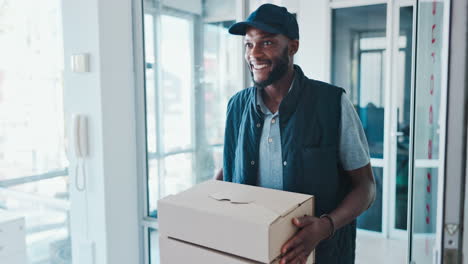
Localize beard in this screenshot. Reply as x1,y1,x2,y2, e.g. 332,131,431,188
250,47,290,89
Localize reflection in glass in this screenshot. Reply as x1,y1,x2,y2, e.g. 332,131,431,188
332,5,387,159
358,35,386,159
160,153,193,197
203,21,238,146
0,0,71,263
143,0,242,218
144,14,157,154
357,167,383,232
410,1,445,262
360,51,384,107
149,228,160,264
145,12,195,217
394,6,414,231
332,4,387,232
411,168,438,262
147,159,159,217
160,15,193,152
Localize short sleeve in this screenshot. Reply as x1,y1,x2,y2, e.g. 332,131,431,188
339,94,371,171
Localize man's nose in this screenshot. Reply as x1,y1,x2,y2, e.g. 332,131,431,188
248,45,263,59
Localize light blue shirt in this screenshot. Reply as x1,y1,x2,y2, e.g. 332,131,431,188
256,82,370,190
256,88,284,190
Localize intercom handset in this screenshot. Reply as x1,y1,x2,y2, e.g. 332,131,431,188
71,114,95,262
72,114,89,192
73,115,89,158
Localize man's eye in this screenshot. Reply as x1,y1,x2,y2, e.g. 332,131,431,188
245,43,253,48
263,41,272,46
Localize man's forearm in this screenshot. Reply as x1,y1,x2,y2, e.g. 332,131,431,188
279,164,375,262
329,182,375,230
328,163,376,230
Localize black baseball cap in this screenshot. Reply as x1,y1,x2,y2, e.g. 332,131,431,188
228,4,299,40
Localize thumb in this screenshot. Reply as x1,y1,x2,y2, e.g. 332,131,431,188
292,215,316,228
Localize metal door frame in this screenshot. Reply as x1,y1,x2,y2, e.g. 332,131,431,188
331,0,417,241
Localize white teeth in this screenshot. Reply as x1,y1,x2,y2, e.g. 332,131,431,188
252,64,269,70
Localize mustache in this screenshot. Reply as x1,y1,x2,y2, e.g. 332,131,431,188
248,60,272,70
250,46,290,89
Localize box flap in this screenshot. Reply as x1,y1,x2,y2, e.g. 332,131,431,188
158,180,314,263
254,191,311,219
163,181,312,224
209,190,309,222
209,191,255,204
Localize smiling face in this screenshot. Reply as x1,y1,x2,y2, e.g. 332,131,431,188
244,27,298,88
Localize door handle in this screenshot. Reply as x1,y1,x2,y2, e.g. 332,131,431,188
391,131,404,137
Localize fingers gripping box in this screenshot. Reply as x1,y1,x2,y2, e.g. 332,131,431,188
158,180,315,263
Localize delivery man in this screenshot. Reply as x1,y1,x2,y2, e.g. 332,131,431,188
215,3,376,264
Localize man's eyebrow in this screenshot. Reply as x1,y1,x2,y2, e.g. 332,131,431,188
244,34,277,42
260,33,277,38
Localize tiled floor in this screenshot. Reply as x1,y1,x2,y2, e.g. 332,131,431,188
356,232,407,263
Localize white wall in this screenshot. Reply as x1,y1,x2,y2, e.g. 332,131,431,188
61,0,140,263
249,0,299,13
296,0,331,82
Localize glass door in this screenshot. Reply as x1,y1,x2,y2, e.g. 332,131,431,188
145,10,196,218
409,0,447,263
332,4,387,235
0,0,71,263
389,1,416,238
331,1,449,262
141,1,244,263
331,2,418,262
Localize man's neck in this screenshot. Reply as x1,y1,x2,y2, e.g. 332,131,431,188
261,67,295,112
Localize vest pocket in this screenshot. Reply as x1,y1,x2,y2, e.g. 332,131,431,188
301,146,339,214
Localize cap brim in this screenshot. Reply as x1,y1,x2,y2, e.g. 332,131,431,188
228,21,282,36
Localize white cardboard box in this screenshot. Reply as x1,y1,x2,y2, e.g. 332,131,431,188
158,180,315,263
160,235,262,264
159,235,314,264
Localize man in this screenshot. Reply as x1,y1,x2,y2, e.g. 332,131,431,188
215,4,376,264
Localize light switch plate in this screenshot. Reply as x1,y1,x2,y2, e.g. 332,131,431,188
71,54,90,73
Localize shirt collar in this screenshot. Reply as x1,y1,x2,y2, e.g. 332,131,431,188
256,75,296,115
252,65,306,123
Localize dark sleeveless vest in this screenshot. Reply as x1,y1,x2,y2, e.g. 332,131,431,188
223,65,356,264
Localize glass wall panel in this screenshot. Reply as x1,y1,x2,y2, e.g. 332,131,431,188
332,5,387,159
0,0,70,263
142,0,241,219
142,1,243,261
332,4,387,232
357,167,383,232
394,6,414,232
410,1,446,262
160,14,194,152
149,228,160,264
203,21,238,146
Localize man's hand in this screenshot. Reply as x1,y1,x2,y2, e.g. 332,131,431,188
280,216,332,264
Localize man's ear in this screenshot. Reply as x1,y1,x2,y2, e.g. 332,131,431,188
288,39,299,56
